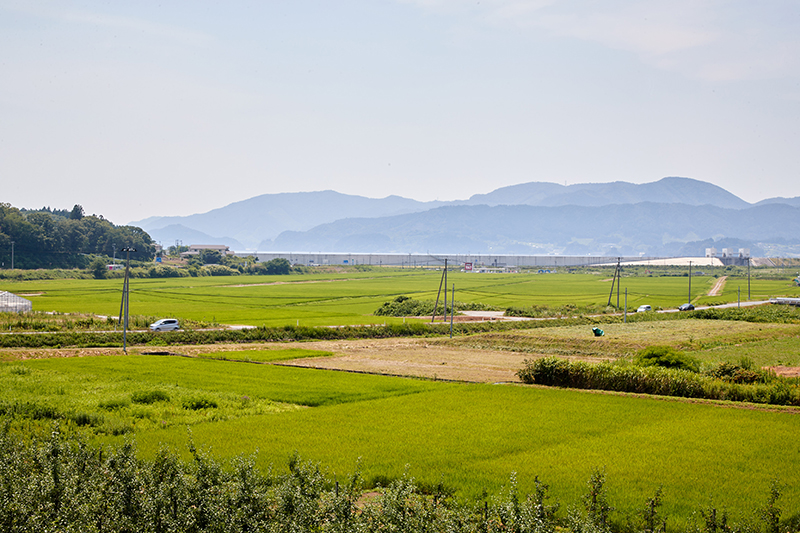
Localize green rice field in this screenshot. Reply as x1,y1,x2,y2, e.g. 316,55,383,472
1,268,798,327
3,267,800,528
1,351,799,526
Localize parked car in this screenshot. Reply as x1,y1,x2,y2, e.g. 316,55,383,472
636,305,652,313
678,303,695,311
149,318,180,331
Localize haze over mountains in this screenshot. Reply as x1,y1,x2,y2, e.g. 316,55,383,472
131,177,800,256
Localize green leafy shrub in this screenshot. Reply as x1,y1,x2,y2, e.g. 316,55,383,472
182,397,217,410
98,398,130,411
707,362,766,384
70,412,104,427
130,390,170,404
146,265,190,278
200,264,240,276
635,346,701,373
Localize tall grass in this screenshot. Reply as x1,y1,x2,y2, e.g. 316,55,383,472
516,357,800,406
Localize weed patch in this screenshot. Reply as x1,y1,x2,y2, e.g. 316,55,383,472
130,390,170,404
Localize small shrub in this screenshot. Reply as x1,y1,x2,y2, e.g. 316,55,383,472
98,398,130,410
131,390,170,404
200,264,240,276
183,397,217,410
70,412,104,427
375,296,501,317
706,361,772,384
635,346,701,373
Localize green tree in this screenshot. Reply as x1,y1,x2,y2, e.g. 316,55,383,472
265,257,291,275
199,249,222,264
69,204,84,220
89,257,108,279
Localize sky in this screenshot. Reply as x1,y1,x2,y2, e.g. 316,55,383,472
2,0,799,225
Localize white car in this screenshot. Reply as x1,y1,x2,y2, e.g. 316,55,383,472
149,318,180,331
636,305,652,313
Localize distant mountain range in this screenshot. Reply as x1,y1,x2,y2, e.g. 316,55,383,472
130,177,800,256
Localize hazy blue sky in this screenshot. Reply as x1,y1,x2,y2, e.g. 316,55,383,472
2,0,799,224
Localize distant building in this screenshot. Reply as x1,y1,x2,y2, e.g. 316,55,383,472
180,244,233,258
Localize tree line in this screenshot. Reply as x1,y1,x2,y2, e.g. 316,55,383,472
0,203,155,269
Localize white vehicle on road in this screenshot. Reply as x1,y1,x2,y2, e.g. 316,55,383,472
149,318,180,331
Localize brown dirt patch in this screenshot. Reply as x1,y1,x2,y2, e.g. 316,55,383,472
770,366,800,378
277,338,530,383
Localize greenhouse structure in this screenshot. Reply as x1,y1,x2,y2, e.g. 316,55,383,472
0,291,32,313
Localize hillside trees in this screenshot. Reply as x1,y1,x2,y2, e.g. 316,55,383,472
0,203,155,269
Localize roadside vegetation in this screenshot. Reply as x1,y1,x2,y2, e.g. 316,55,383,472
2,304,797,350
0,311,217,332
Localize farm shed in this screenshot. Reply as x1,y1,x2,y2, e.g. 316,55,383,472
0,291,32,313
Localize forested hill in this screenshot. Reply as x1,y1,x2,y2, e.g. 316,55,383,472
0,203,155,269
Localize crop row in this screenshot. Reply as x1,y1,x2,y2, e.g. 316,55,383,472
0,424,793,533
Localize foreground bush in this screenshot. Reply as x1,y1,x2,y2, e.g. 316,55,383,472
516,357,800,407
0,425,795,533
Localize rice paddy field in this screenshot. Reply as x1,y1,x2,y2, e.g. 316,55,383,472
3,266,800,528
1,266,798,327
2,349,799,527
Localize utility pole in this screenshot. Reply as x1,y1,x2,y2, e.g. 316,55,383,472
450,284,454,338
688,261,692,304
607,258,620,308
10,241,14,270
747,256,751,300
443,260,448,320
119,246,136,353
432,258,447,323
